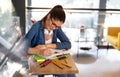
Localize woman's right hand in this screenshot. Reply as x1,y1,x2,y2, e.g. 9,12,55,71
29,44,54,56
41,48,54,56
35,45,54,56
35,45,46,50
28,45,46,54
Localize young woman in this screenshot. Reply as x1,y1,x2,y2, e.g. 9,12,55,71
24,5,76,77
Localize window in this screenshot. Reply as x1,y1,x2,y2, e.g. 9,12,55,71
26,0,120,47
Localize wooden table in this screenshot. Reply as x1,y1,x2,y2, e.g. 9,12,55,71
28,54,79,75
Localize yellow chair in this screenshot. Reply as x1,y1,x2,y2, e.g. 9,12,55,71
106,27,120,50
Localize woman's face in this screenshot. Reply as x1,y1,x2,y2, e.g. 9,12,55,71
46,14,63,30
49,18,63,30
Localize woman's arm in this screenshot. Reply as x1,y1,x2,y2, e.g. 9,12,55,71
55,28,71,50
28,45,53,56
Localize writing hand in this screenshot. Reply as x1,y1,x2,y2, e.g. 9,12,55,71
41,49,54,56
35,45,46,50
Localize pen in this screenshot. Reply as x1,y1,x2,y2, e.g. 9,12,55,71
40,59,52,67
53,49,65,54
58,54,69,60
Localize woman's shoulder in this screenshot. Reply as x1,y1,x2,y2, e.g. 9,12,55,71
33,20,42,26
32,21,43,29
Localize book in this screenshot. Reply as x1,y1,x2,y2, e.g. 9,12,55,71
32,49,71,61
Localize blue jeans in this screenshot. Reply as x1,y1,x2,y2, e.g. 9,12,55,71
38,74,76,77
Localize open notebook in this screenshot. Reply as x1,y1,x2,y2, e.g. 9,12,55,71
32,49,72,62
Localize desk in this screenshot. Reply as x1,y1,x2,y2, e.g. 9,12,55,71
77,44,98,59
28,54,79,75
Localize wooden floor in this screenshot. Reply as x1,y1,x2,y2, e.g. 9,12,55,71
73,49,120,77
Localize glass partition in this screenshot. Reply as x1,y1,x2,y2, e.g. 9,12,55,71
0,1,22,77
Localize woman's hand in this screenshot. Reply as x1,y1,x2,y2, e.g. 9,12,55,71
35,44,57,49
29,44,57,56
35,45,46,50
41,49,54,56
35,45,54,56
28,45,46,55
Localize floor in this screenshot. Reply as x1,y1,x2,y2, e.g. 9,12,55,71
72,48,120,77
69,41,120,77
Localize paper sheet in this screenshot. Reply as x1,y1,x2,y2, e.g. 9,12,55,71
39,49,71,59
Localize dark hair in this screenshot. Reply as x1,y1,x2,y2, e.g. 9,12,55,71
42,5,66,23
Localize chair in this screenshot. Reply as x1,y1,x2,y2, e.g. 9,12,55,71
106,27,120,50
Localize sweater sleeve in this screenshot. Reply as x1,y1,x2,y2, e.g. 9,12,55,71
23,22,40,51
56,28,71,50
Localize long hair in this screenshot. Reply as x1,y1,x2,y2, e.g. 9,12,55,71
42,5,66,23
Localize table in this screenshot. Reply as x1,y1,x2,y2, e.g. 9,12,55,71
28,54,79,75
77,45,98,59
